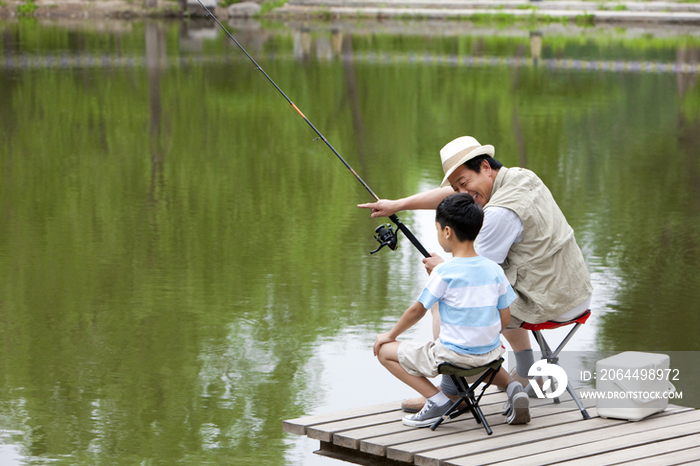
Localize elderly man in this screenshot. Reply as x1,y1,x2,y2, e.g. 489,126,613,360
359,136,593,412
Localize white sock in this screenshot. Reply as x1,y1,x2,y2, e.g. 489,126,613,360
428,390,450,406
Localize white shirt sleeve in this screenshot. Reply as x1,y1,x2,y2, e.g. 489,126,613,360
475,206,524,265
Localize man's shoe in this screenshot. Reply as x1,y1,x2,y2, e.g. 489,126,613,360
401,395,426,413
402,399,453,428
503,385,531,425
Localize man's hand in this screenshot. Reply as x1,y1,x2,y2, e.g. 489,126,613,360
358,199,399,218
373,332,395,356
422,253,444,275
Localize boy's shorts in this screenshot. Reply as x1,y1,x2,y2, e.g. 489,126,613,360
397,340,505,378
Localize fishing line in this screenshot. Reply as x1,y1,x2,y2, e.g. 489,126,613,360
197,0,430,258
211,14,367,204
254,74,369,204
258,75,367,204
311,139,369,204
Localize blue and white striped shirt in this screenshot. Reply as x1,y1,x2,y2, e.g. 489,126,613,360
418,256,516,355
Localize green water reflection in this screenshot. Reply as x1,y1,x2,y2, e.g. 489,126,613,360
0,18,699,465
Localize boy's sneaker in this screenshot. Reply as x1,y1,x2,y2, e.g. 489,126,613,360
503,384,531,425
402,399,453,428
401,388,461,413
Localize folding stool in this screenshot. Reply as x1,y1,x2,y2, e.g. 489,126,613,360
520,309,592,420
430,357,504,435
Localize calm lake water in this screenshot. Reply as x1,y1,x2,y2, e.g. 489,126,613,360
1,17,699,465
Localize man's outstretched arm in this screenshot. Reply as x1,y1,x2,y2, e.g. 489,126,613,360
358,186,454,218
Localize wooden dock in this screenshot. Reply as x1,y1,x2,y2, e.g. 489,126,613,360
283,388,700,465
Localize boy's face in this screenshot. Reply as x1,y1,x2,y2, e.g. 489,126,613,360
436,222,451,253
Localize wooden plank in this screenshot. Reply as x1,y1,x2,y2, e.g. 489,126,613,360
360,412,497,457
282,401,400,435
389,407,610,463
332,389,513,450
360,396,595,457
666,451,700,466
284,396,698,466
366,401,513,458
442,408,696,466
330,392,509,451
475,416,700,466
385,400,599,463
284,385,505,436
316,441,409,466
334,397,515,451
334,418,415,450
426,408,698,466
307,410,407,442
413,412,613,466
284,384,588,436
565,436,700,466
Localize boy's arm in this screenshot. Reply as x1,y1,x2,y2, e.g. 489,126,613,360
499,306,511,332
431,303,440,341
373,301,429,356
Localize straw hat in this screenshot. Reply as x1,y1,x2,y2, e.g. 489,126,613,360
439,136,495,188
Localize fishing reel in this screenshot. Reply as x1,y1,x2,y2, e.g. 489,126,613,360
370,223,399,254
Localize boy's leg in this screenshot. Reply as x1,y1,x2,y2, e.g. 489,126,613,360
377,341,440,398
405,345,506,412
378,341,456,428
377,341,452,427
492,366,511,389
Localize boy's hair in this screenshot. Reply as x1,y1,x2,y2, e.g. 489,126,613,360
435,193,484,242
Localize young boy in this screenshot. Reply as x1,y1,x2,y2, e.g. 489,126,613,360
373,193,530,427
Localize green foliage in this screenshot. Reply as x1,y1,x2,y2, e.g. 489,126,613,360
464,11,576,26
311,6,332,19
469,12,519,24
16,0,37,15
260,0,287,14
575,13,596,25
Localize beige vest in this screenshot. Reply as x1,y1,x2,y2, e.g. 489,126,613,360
483,167,593,323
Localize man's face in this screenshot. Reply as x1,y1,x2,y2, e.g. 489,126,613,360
447,163,493,207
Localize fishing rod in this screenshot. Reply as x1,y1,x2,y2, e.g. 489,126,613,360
197,1,430,258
